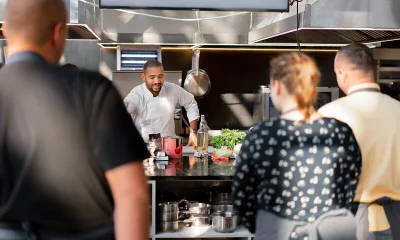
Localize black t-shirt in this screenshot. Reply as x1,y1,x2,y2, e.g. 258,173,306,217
0,60,150,234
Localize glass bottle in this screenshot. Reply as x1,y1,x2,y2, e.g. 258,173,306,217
197,115,209,153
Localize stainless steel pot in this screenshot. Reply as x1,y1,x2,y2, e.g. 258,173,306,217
215,193,232,205
158,211,179,222
213,204,237,214
157,202,179,213
184,49,211,99
189,202,212,215
185,214,210,227
211,211,238,233
159,221,179,232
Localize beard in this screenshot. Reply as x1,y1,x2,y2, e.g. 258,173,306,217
151,83,162,92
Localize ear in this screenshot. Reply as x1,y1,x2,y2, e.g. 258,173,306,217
272,79,281,95
337,69,346,85
2,22,8,40
52,23,65,46
141,73,146,81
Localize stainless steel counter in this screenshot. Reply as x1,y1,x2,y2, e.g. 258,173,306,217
143,154,235,181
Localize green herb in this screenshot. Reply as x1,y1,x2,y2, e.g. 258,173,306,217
210,129,246,149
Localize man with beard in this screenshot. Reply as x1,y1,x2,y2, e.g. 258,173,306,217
124,59,200,144
0,0,150,239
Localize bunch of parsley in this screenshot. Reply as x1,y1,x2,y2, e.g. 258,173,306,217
210,129,246,149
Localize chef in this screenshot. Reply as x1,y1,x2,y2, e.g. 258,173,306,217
124,59,200,145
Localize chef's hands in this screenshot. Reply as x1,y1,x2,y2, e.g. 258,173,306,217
187,132,198,148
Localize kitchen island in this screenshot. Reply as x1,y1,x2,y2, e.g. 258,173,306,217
144,154,235,181
145,152,253,240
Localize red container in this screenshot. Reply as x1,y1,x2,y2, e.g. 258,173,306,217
162,136,183,159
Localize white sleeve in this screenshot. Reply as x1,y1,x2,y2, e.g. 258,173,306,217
177,87,200,122
123,91,142,133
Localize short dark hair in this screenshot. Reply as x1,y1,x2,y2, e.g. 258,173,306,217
5,0,67,45
338,43,375,74
143,59,163,73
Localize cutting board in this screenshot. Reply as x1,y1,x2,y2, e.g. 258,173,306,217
182,146,215,154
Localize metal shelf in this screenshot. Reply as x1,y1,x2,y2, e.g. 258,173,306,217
378,67,400,72
378,79,400,83
155,224,252,239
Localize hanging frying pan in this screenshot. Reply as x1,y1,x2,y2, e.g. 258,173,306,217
184,49,211,99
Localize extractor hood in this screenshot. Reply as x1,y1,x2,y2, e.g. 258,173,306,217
0,0,102,40
0,22,99,40
249,0,400,45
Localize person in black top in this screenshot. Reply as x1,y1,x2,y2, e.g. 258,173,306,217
0,0,150,239
232,52,362,240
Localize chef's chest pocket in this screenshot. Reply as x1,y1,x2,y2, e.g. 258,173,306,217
142,97,175,125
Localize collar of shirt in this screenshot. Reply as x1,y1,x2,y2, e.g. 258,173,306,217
7,51,47,65
347,82,380,95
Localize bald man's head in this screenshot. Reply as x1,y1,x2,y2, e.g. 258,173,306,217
5,0,67,45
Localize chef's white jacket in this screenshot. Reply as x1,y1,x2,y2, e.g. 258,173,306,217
124,82,199,142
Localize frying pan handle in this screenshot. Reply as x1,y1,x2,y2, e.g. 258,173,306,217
192,49,200,75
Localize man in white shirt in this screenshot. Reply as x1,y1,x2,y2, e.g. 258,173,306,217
318,43,400,240
124,59,200,144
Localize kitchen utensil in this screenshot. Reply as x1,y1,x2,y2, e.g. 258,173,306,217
159,221,179,232
162,136,183,159
211,211,238,233
184,49,211,99
213,204,237,214
214,147,233,157
158,211,179,222
179,202,212,215
215,193,232,204
157,202,179,213
188,214,211,226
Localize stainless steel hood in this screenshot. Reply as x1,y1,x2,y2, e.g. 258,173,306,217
249,0,400,45
0,0,101,40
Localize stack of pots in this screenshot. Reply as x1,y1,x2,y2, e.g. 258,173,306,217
211,193,239,233
157,202,179,232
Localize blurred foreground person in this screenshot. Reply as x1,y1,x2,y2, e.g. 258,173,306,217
319,43,400,240
0,0,150,239
233,52,361,240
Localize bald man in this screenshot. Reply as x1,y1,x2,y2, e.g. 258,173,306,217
319,44,400,240
0,0,150,239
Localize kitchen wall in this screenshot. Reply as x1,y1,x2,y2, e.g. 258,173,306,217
83,47,339,130
0,40,339,129
161,49,338,130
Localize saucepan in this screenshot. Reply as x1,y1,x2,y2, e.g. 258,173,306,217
179,201,212,215
211,211,238,233
184,49,211,99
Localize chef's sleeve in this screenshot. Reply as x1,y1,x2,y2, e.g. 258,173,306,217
85,73,150,170
123,91,139,115
177,87,200,123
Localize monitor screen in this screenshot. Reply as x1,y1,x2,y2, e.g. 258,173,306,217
118,48,161,71
99,0,289,12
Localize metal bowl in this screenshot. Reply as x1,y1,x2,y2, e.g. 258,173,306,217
211,211,238,233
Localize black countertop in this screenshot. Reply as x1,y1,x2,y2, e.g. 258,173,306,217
143,154,235,181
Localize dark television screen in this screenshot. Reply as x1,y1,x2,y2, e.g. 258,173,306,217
99,0,289,12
